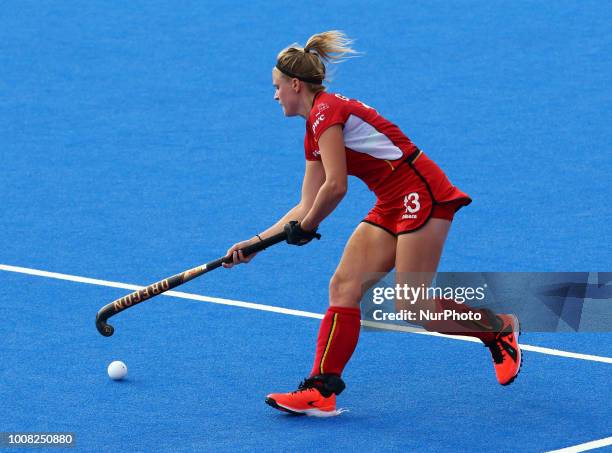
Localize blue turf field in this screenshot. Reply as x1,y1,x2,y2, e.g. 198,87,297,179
1,1,611,451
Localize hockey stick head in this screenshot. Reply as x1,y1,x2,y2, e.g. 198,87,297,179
96,310,114,337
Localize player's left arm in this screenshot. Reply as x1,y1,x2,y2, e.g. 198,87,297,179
300,125,347,231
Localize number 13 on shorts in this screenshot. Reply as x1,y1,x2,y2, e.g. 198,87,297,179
402,192,420,219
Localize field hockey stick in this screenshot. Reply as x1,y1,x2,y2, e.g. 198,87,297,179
95,231,288,337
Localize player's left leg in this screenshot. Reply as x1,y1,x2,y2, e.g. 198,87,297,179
395,218,522,385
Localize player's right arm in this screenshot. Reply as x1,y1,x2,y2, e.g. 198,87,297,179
223,160,325,267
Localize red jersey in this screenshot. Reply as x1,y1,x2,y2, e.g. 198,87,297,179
304,91,472,234
304,91,418,192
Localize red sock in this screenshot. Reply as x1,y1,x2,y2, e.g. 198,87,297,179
423,298,501,343
310,306,361,377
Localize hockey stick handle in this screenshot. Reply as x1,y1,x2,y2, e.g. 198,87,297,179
95,231,287,337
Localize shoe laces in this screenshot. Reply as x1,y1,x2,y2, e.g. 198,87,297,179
291,378,316,394
485,318,515,364
485,339,505,364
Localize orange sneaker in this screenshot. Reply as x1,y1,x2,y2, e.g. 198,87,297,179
484,314,522,385
265,375,345,417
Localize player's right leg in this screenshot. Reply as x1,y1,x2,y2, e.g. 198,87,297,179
394,218,522,385
266,222,397,416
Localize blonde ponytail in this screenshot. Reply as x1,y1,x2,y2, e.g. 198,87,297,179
303,30,356,63
275,30,357,89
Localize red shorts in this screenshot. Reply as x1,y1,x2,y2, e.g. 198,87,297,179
363,152,471,235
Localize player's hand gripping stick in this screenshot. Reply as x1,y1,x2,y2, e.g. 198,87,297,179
284,221,321,246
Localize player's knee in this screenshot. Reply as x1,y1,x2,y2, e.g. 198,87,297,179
329,273,362,307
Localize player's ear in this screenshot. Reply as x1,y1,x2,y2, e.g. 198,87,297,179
292,78,301,92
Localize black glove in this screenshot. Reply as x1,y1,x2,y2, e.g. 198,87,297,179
284,221,321,246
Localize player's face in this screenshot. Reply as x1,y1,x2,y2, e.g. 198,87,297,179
272,69,300,117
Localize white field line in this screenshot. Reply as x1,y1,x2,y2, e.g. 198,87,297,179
546,436,612,453
1,264,611,365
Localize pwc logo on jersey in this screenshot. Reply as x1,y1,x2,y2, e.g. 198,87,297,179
402,192,421,219
317,102,329,113
311,113,326,135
